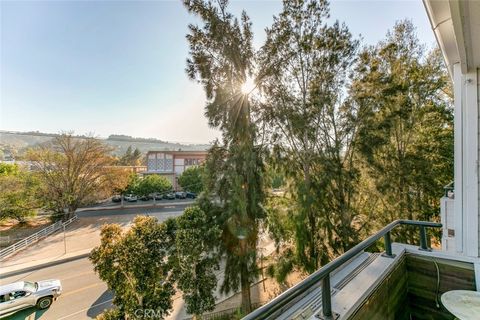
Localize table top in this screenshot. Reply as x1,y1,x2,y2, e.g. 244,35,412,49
441,290,480,320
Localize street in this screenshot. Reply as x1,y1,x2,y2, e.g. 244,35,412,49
1,206,188,320
2,257,111,320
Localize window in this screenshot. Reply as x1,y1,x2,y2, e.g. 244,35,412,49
24,281,36,292
9,291,27,300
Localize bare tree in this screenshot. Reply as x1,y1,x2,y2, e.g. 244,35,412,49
28,133,117,219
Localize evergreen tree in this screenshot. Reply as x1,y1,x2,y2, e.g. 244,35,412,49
350,20,453,242
184,0,265,312
174,206,220,318
258,0,362,272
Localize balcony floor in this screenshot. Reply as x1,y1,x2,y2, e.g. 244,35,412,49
275,243,479,320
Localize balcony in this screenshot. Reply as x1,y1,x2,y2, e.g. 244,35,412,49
243,220,479,320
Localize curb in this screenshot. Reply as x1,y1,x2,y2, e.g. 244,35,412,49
0,252,90,278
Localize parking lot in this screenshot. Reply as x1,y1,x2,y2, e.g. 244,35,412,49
85,197,195,209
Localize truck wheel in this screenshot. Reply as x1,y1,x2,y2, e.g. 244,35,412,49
37,296,53,309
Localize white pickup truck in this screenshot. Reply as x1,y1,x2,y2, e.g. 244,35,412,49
0,280,62,318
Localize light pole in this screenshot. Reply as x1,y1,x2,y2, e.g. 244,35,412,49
63,208,68,254
63,224,67,254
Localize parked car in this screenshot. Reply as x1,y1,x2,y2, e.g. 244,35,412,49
175,192,186,199
186,192,197,199
163,193,175,200
153,193,163,200
124,194,138,202
112,195,122,203
139,195,149,201
0,280,62,318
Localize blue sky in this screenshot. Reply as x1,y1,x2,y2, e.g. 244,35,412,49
1,0,436,144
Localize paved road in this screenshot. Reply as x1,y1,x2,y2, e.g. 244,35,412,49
1,257,110,320
78,204,190,218
82,198,194,210
1,207,187,320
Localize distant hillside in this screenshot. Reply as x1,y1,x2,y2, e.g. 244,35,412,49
0,131,210,158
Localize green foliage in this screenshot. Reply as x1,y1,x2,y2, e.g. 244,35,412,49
174,206,220,317
178,166,204,193
90,216,176,319
135,175,172,197
118,145,142,166
28,134,115,218
184,0,266,313
0,163,20,176
350,20,453,242
266,165,285,190
94,308,122,320
123,173,141,195
0,164,40,223
258,0,363,272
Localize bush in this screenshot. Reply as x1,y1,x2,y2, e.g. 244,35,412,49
95,308,123,320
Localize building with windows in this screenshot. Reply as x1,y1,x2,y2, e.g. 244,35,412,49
144,150,208,190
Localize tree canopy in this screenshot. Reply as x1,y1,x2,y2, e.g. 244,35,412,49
0,164,40,223
174,206,220,317
184,0,266,312
90,216,176,319
135,175,172,197
28,134,117,219
178,166,204,194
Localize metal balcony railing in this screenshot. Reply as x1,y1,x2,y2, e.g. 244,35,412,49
443,181,454,197
243,219,442,320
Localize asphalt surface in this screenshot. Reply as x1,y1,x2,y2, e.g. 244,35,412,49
83,198,194,209
1,206,188,320
77,203,190,218
1,257,111,320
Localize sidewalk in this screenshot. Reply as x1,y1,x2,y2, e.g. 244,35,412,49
0,216,107,276
0,206,186,277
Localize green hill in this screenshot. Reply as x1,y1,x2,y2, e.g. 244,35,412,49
0,131,210,159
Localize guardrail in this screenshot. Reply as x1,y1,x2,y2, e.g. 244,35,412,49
243,219,442,320
0,215,78,261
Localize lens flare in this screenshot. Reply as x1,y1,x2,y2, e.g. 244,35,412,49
241,77,256,94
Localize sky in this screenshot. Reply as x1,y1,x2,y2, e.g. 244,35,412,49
0,0,437,144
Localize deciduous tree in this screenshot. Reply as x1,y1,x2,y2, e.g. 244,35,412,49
90,216,176,319
178,166,204,194
136,175,172,197
28,133,116,219
0,164,40,223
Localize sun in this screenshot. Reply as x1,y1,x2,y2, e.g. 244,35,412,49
241,77,256,94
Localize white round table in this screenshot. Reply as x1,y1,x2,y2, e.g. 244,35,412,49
441,290,480,320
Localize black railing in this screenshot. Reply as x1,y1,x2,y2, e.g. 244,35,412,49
243,219,442,320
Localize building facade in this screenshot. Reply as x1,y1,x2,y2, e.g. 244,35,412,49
144,150,208,190
424,0,480,258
